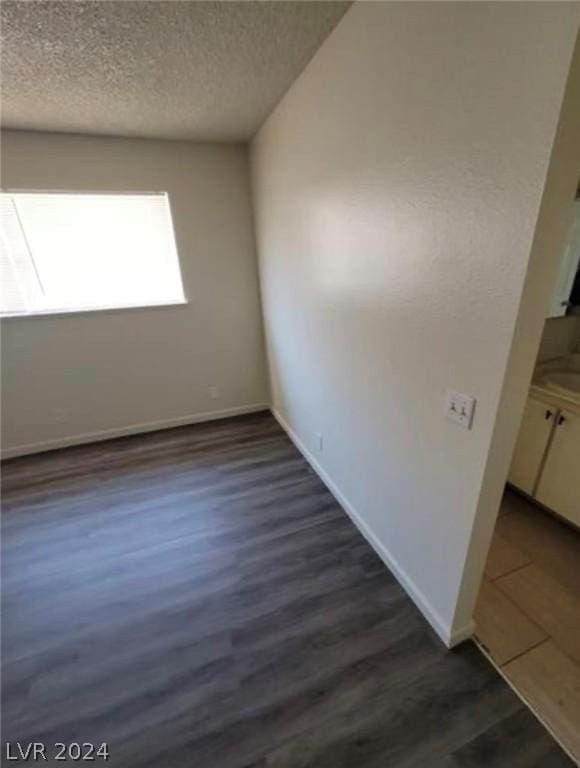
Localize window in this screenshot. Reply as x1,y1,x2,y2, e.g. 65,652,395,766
0,191,186,316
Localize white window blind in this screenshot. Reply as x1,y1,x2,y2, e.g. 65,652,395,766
0,191,186,316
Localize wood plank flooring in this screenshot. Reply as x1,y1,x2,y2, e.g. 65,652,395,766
2,414,572,767
475,488,580,763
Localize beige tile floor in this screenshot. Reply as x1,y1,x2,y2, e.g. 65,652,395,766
475,488,580,763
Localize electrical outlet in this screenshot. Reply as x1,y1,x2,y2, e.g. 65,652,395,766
208,385,219,400
315,432,323,452
446,390,476,430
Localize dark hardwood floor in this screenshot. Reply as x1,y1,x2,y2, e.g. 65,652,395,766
1,412,572,767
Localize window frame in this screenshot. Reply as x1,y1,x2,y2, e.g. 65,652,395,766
0,188,189,319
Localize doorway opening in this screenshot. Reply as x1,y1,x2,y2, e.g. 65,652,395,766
473,189,580,762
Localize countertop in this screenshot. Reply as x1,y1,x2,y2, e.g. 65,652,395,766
530,354,580,415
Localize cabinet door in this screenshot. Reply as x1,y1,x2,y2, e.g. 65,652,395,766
548,200,580,318
508,398,556,494
536,410,580,527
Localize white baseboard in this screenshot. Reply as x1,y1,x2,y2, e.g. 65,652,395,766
1,403,270,460
4,401,474,647
271,406,473,649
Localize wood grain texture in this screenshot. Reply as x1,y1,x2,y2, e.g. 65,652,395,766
1,413,572,767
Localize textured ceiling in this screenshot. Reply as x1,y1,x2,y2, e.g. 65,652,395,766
1,1,350,141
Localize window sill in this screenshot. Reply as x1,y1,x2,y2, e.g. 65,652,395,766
0,299,189,320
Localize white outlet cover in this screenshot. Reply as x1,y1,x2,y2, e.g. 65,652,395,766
446,390,476,430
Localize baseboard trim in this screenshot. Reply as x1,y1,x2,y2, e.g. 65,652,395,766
450,619,477,647
1,403,270,460
271,406,473,649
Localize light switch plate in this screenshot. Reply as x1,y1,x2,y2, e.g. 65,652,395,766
446,390,476,430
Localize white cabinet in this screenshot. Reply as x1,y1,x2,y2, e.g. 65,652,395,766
508,397,555,494
548,200,580,318
536,409,580,527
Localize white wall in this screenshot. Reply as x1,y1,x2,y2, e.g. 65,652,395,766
251,2,580,644
1,131,269,456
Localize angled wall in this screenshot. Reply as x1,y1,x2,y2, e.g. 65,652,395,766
251,2,580,643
